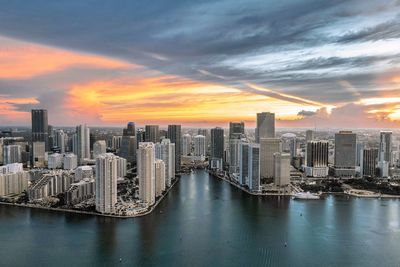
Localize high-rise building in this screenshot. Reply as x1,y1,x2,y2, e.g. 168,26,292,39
138,142,156,206
305,140,329,177
229,138,246,175
182,133,192,156
145,125,160,143
229,122,245,140
260,138,282,178
3,145,22,164
356,142,365,167
0,163,29,196
136,128,145,146
239,143,249,186
210,127,224,169
248,143,261,192
32,141,46,168
361,148,378,177
119,136,137,165
95,153,119,214
379,131,392,164
54,130,66,153
111,136,123,151
123,122,136,136
334,131,357,177
31,109,49,150
273,152,291,187
73,124,90,163
305,129,314,143
93,140,107,158
193,135,206,157
256,112,275,142
155,159,166,197
168,125,181,172
48,153,63,169
155,139,175,187
282,133,297,159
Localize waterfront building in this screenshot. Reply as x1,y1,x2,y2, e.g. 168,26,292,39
95,153,119,214
93,140,107,158
229,122,245,140
0,163,29,196
333,131,357,177
138,142,156,206
193,135,206,157
168,125,181,172
379,131,392,164
145,125,160,143
155,159,166,197
28,170,74,200
360,148,378,177
155,139,175,187
256,112,275,142
65,178,95,205
31,109,49,150
182,133,192,156
48,153,63,169
3,145,22,164
210,127,224,170
248,143,261,192
239,143,249,186
305,140,329,177
273,153,291,187
63,153,78,170
73,124,90,164
229,138,246,175
260,138,282,178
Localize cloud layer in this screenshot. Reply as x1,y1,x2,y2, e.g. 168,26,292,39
0,0,399,127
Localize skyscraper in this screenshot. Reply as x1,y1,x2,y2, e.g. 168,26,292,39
168,125,181,171
210,127,224,169
248,143,261,192
182,133,192,156
229,138,246,175
193,135,206,157
145,125,160,143
123,122,136,136
119,136,137,165
361,148,378,177
93,140,107,158
138,142,156,206
306,140,329,177
155,159,166,197
54,130,66,153
229,122,245,139
273,152,291,187
31,109,49,150
95,153,118,214
73,124,90,163
155,139,175,187
239,142,249,186
260,138,282,178
334,131,357,177
256,112,275,142
379,131,392,164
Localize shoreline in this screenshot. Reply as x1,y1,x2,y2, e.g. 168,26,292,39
208,170,400,199
0,176,180,219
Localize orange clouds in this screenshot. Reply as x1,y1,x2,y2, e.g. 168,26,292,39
0,36,134,79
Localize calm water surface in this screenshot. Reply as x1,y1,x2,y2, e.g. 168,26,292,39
0,170,399,267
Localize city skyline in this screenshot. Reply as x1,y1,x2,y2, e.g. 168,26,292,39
0,1,400,128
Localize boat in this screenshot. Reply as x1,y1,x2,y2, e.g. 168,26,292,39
292,191,321,200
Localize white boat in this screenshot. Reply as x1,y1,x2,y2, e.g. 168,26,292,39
292,191,321,200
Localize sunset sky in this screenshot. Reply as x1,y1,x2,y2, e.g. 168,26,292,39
0,1,400,128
